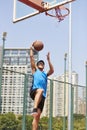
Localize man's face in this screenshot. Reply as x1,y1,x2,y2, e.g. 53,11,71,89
37,62,44,70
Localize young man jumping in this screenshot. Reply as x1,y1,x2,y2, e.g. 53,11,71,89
29,44,54,130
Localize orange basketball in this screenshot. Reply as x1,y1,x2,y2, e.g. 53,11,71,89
33,40,44,51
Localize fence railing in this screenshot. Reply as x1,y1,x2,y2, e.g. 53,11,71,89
0,67,87,130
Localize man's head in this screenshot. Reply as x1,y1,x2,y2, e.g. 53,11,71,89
37,60,45,70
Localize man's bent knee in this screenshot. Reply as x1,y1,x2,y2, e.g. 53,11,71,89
36,89,43,94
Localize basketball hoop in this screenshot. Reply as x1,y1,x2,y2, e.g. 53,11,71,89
45,5,70,22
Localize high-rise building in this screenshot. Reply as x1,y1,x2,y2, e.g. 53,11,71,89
42,71,78,117
78,97,86,115
0,47,38,114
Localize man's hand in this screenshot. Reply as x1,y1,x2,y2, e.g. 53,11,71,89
30,43,34,50
47,52,54,76
47,52,50,61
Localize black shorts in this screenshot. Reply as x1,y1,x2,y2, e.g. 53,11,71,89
30,89,45,112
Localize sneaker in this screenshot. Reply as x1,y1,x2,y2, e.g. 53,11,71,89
31,108,38,117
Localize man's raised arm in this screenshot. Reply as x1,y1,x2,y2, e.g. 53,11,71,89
30,46,36,73
47,52,54,76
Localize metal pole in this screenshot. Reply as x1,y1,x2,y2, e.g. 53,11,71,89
63,53,67,130
49,79,53,130
85,61,87,130
71,85,74,130
0,32,7,113
22,74,28,130
68,3,72,130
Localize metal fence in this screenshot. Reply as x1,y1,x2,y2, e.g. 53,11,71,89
0,68,87,130
47,79,86,130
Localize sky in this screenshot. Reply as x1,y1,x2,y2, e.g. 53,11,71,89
0,0,87,87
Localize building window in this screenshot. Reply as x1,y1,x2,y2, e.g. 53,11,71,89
3,57,10,65
4,50,10,56
11,50,18,55
11,57,18,65
20,50,26,56
27,58,30,64
19,57,26,65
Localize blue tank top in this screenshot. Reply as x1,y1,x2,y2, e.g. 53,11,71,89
32,69,47,98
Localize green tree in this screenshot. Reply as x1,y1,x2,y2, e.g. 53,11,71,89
0,112,18,130
25,115,33,130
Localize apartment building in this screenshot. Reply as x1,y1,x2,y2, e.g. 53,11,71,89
0,47,38,114
43,71,78,117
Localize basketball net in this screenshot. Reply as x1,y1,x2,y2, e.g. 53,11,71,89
45,5,70,22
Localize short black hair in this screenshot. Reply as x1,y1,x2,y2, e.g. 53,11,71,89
37,60,45,66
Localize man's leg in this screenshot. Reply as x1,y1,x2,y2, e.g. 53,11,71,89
31,89,43,116
32,109,41,130
32,96,45,130
34,89,43,108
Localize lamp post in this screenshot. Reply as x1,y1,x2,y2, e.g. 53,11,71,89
0,32,7,112
86,61,87,130
63,53,67,130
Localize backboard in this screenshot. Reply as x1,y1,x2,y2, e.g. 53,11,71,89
13,0,75,23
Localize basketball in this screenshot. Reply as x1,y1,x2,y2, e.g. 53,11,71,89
33,40,44,51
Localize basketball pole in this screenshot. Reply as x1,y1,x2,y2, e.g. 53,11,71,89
68,2,72,130
63,53,67,130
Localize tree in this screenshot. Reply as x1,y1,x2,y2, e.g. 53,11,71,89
0,112,19,130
